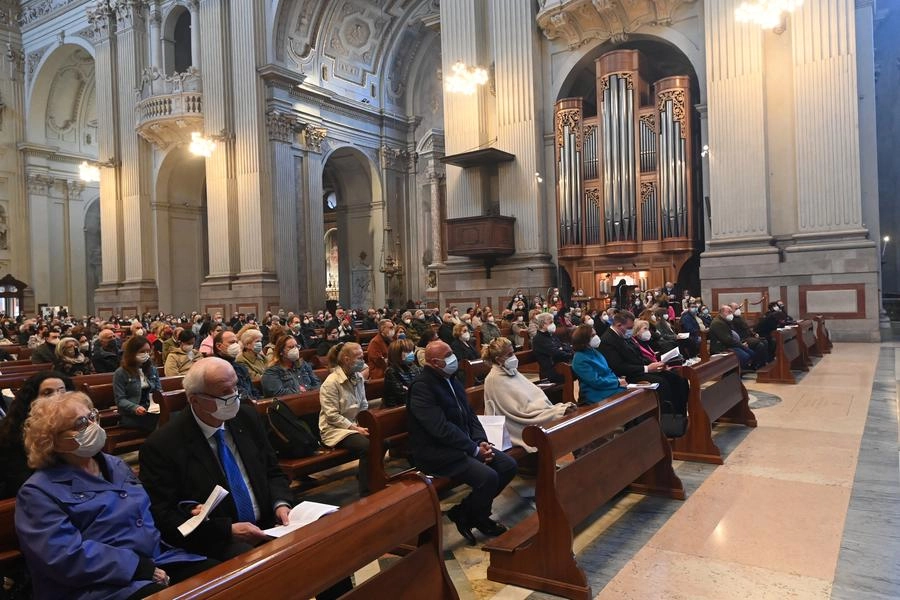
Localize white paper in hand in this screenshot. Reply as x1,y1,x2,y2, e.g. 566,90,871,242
263,501,339,538
660,347,682,364
478,415,512,451
177,485,229,537
627,382,660,390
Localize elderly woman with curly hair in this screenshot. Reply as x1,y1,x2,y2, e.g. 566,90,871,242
15,392,217,600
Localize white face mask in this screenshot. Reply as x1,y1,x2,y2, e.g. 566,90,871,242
135,329,145,337
584,318,594,327
182,344,193,353
226,342,241,358
734,309,742,317
441,354,458,376
461,332,471,342
547,323,557,334
285,347,300,362
725,313,734,322
136,352,151,364
590,335,601,348
79,342,90,352
487,316,495,323
65,422,107,458
638,331,652,341
210,394,240,421
502,355,519,374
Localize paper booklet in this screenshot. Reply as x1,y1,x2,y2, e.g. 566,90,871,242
627,383,660,390
178,485,229,537
263,501,339,538
660,347,683,364
477,415,513,451
676,332,690,340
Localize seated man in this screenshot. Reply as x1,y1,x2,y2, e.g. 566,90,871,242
530,312,573,383
365,319,394,379
408,341,517,545
30,327,61,365
729,302,770,362
91,327,121,373
708,305,765,370
213,330,260,400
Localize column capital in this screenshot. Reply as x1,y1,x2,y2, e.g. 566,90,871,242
380,143,413,172
87,0,117,41
266,110,301,144
114,0,147,31
302,125,327,153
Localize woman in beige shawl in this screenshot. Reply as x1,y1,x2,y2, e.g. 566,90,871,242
482,337,575,452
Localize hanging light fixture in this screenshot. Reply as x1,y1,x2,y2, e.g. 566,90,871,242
79,161,100,183
444,61,489,95
735,0,803,30
189,131,216,157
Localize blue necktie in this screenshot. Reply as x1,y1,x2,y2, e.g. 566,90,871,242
213,429,255,523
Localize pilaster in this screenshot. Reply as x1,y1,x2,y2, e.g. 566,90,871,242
267,110,301,309
300,131,326,311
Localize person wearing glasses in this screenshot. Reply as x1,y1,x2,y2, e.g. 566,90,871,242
15,391,216,600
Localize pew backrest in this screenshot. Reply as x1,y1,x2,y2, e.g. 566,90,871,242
0,498,18,565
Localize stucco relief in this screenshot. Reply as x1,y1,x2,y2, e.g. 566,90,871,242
44,48,94,145
322,0,393,86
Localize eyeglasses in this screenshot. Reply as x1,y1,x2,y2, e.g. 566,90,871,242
72,409,100,433
199,391,240,405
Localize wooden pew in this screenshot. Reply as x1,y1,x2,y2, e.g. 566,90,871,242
460,358,490,388
0,362,52,375
813,315,833,354
0,498,19,565
0,359,36,368
698,330,710,361
799,318,820,360
151,475,459,600
484,389,685,599
756,327,803,384
670,354,757,464
72,372,115,388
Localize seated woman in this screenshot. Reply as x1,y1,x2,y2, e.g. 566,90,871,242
53,336,94,377
261,334,321,397
113,335,161,432
649,309,679,354
570,324,626,404
235,328,266,382
164,329,197,377
633,319,665,363
16,392,216,600
482,337,575,451
319,343,371,496
415,329,437,367
450,323,478,363
0,371,74,499
383,338,421,408
480,311,502,346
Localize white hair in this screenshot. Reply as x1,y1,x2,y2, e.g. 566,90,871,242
535,313,554,328
183,356,231,396
240,329,262,346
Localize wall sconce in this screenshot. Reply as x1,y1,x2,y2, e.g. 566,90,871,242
189,130,234,157
444,61,489,95
79,158,117,183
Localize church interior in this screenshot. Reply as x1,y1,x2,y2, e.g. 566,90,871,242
0,0,897,598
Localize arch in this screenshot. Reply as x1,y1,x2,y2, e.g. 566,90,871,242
162,3,192,74
26,38,95,110
155,146,207,313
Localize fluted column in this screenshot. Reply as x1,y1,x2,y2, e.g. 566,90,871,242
491,0,547,256
301,134,326,310
267,111,300,308
428,170,445,268
440,0,490,219
115,0,155,283
198,0,235,278
88,4,122,286
704,0,770,242
791,0,866,237
229,0,275,277
188,0,201,68
147,1,161,71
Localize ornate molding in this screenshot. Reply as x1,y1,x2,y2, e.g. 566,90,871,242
302,125,327,153
537,0,698,49
19,0,90,30
555,107,581,150
379,143,413,172
640,181,656,203
585,187,601,209
640,113,656,132
26,172,54,194
266,110,301,144
86,0,116,41
26,45,50,85
5,43,23,80
657,89,687,132
600,72,635,93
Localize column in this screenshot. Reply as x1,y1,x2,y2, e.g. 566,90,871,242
267,110,300,308
26,174,52,305
704,0,770,243
115,0,155,284
791,0,866,237
428,169,445,268
229,0,276,278
300,129,326,310
491,0,548,257
189,0,201,68
147,1,161,71
198,0,236,279
88,3,123,287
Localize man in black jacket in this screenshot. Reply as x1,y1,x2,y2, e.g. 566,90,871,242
30,327,61,364
407,341,516,545
531,313,573,383
91,328,121,372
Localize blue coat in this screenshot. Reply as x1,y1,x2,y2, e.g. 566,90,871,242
113,365,161,431
16,453,204,600
260,361,321,397
571,348,622,404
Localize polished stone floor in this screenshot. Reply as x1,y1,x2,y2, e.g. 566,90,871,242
298,339,900,599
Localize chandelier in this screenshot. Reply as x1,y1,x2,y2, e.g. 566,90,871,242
735,0,803,29
444,61,489,95
78,161,100,183
379,225,403,280
189,131,216,157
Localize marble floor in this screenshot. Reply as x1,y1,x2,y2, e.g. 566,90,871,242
298,339,900,599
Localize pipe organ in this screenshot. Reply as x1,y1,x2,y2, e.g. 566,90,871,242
555,49,697,298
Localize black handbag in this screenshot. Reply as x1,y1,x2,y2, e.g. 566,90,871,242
266,399,320,458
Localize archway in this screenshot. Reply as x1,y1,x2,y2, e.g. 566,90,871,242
162,4,193,74
155,146,207,313
321,147,384,309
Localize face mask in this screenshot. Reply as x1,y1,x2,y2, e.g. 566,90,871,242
226,342,241,358
418,315,425,321
291,324,301,332
702,309,709,315
404,351,416,365
503,355,519,374
734,309,742,317
487,316,495,323
639,331,652,341
584,318,594,327
136,352,150,364
65,422,107,458
403,319,411,324
136,329,145,337
276,347,298,363
547,323,557,334
80,342,90,352
461,332,470,342
690,307,698,314
182,344,193,353
773,306,781,312
624,329,634,339
650,315,658,323
398,333,406,339
590,335,601,348
601,314,610,323
63,346,77,357
351,359,366,374
210,394,240,421
253,341,263,353
777,303,784,309
441,353,458,376
517,316,523,322
663,314,669,321
725,314,734,322
385,330,395,340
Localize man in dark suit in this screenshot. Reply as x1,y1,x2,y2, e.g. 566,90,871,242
599,310,688,415
709,305,764,370
408,341,517,545
531,313,573,383
139,357,293,561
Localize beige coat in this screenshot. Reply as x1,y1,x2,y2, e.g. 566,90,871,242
164,346,196,377
318,367,368,447
483,364,573,452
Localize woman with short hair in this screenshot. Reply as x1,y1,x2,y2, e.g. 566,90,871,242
235,328,266,381
570,324,626,405
383,338,421,408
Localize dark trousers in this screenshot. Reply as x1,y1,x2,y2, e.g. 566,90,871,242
126,558,220,599
627,371,689,415
442,450,517,523
338,432,370,495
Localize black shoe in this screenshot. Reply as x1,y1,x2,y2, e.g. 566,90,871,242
447,505,476,546
474,517,508,537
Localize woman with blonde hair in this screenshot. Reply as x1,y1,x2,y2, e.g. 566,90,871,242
15,392,215,599
53,336,94,377
320,342,371,496
235,328,266,381
482,337,574,451
261,334,321,397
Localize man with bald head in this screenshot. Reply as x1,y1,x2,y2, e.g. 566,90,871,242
708,305,760,370
407,341,517,545
139,357,293,561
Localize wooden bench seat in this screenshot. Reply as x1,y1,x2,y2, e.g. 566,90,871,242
0,498,19,565
756,326,803,384
484,389,685,599
814,315,833,354
670,354,757,464
151,475,459,599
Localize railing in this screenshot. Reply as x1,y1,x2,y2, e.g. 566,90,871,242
134,67,204,149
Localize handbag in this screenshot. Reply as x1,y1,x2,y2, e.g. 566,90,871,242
266,399,320,458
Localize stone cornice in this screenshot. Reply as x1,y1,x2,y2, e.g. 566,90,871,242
19,0,92,31
19,142,97,165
